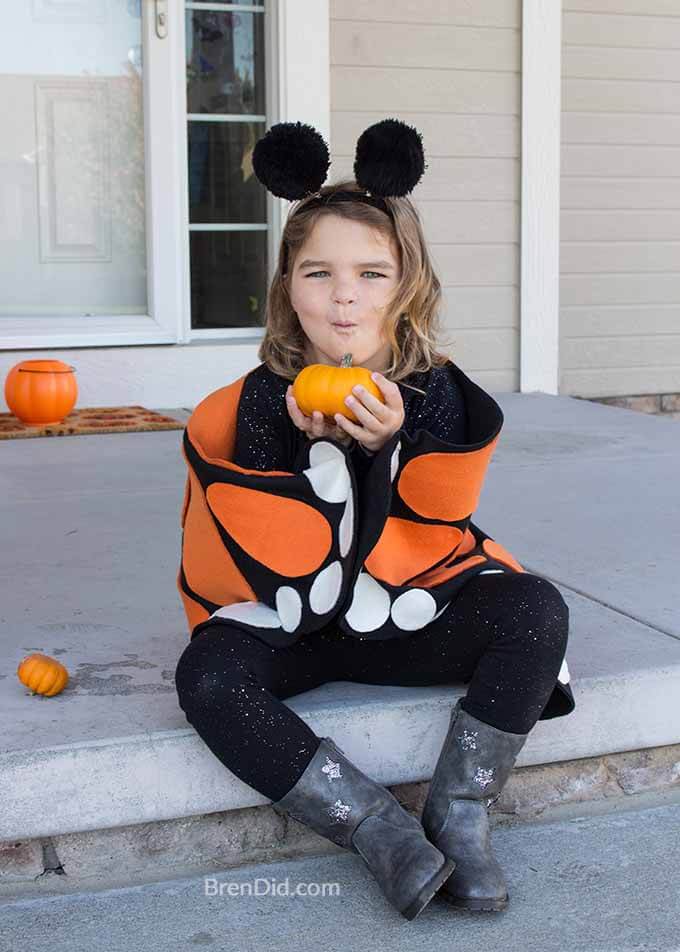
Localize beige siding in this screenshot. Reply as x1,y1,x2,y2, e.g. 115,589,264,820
561,1,680,397
328,0,521,392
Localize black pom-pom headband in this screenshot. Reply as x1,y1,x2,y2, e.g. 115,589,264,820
251,117,427,220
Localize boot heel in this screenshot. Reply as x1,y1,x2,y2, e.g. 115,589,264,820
401,856,457,921
441,891,508,912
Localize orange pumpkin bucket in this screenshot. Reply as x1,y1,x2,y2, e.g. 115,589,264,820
4,359,78,426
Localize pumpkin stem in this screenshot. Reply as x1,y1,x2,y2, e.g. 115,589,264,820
340,353,353,368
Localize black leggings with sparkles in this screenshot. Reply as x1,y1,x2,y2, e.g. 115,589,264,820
174,572,568,802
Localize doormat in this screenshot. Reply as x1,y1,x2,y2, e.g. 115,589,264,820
0,406,187,440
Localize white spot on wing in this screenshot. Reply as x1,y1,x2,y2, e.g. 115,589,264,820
211,601,281,628
304,441,351,503
391,588,438,631
390,440,401,482
275,586,303,632
343,571,391,633
309,560,343,615
339,487,354,558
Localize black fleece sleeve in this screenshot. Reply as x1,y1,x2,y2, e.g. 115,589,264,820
406,365,468,444
232,370,294,472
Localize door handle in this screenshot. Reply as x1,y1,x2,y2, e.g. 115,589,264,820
155,0,168,38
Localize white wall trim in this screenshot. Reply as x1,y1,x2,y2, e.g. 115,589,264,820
520,0,562,395
0,341,262,410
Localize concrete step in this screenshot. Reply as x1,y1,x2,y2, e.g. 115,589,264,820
2,788,679,952
3,576,680,844
2,737,678,901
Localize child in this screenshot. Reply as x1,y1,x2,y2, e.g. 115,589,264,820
175,119,575,921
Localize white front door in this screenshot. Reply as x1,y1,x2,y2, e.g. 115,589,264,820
0,0,186,348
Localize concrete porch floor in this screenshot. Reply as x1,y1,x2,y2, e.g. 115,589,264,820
1,390,679,843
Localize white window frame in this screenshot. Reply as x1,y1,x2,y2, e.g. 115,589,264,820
187,0,330,343
0,0,330,352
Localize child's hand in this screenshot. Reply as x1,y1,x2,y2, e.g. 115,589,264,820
286,385,354,448
333,371,405,453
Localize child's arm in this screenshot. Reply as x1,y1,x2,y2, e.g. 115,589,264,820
331,364,468,456
232,372,295,472
402,365,468,446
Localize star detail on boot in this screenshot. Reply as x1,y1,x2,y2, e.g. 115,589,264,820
321,757,342,781
328,799,352,823
458,729,478,751
473,766,495,790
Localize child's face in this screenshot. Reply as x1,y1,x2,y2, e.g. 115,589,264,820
287,215,401,371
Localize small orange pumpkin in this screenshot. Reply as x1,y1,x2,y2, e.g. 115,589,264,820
292,352,385,424
4,359,78,426
17,652,69,697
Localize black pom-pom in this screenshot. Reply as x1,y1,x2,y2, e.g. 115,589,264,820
354,118,426,198
252,121,330,200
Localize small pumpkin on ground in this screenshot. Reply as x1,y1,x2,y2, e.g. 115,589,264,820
17,652,69,697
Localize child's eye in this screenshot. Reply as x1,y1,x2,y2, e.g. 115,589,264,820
305,271,386,279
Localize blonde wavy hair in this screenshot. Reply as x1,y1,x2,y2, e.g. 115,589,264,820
258,178,454,383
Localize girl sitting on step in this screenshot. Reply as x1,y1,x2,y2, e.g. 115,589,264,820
174,119,575,922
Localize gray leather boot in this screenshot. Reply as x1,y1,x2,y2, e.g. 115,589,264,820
272,736,455,920
421,699,529,912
